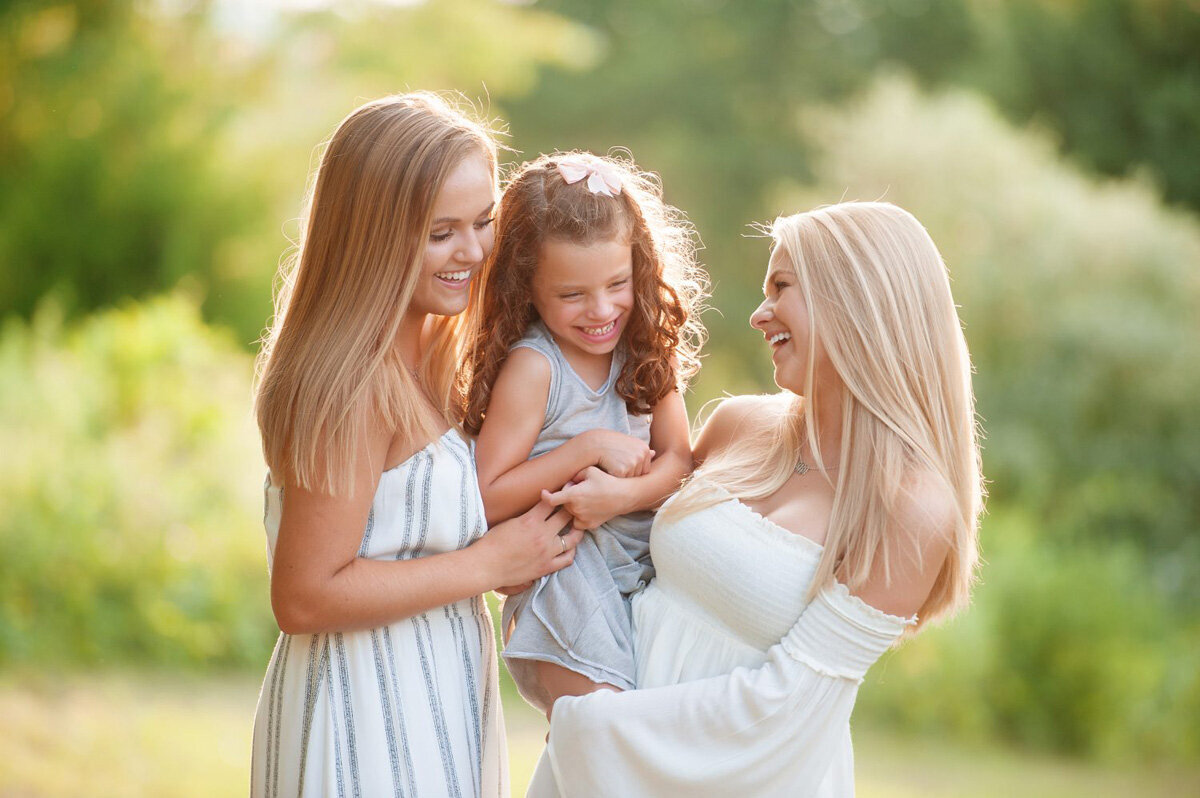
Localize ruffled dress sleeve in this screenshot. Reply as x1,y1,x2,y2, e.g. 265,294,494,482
525,583,916,798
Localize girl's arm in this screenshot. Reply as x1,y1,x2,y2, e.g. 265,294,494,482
545,389,692,530
475,347,652,525
269,418,583,636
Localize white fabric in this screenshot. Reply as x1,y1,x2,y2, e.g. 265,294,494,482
526,499,915,798
250,430,507,798
635,497,823,686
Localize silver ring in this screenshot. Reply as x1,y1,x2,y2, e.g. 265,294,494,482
559,535,567,555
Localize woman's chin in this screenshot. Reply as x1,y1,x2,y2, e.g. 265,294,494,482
771,365,798,393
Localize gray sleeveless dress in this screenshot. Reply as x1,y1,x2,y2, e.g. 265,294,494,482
500,321,655,712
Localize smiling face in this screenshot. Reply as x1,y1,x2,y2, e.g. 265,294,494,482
750,246,833,394
406,150,497,322
531,237,635,369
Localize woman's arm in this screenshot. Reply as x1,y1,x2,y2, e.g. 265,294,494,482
543,389,692,530
474,347,652,525
854,469,956,617
269,420,583,635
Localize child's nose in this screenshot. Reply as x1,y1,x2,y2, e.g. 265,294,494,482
588,295,613,318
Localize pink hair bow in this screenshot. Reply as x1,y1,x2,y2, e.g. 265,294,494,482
556,156,623,197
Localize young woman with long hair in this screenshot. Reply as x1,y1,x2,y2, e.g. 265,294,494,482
528,201,984,797
250,92,582,798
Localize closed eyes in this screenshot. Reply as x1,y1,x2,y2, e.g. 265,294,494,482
430,216,494,243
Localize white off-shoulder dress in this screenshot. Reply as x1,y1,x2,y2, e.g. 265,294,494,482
527,496,915,798
250,430,507,798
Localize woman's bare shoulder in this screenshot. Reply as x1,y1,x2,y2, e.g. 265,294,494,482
694,393,790,462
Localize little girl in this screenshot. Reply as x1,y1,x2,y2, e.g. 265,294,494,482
463,152,707,715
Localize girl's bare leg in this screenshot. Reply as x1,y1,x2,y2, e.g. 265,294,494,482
535,660,620,722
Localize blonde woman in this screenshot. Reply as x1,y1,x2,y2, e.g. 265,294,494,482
250,93,582,798
528,202,983,797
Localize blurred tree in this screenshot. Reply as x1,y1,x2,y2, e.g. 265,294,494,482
0,0,599,342
965,0,1200,211
0,0,266,322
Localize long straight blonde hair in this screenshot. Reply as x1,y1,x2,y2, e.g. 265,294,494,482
665,202,983,628
255,93,498,495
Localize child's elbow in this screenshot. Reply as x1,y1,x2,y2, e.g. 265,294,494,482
667,448,694,482
477,484,506,527
483,500,511,527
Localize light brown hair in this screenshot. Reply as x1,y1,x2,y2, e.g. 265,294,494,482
462,152,707,434
255,92,498,495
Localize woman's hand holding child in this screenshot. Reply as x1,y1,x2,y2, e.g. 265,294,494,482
475,493,582,589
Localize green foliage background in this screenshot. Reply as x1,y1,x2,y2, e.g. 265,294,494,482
1,0,1197,767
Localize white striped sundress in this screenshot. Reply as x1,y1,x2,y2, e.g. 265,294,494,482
250,429,507,798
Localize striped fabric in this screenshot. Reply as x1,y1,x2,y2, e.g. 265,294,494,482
251,430,508,797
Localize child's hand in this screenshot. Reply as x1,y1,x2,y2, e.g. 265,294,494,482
584,429,654,478
543,470,630,531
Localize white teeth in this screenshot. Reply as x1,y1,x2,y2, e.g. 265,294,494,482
436,270,470,281
582,320,617,336
769,332,791,345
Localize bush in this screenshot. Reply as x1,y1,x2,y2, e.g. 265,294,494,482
860,509,1200,763
0,293,275,668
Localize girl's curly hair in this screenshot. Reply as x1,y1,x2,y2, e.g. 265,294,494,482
461,151,708,435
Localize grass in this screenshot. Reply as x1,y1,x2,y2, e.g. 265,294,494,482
0,671,1195,797
0,671,253,798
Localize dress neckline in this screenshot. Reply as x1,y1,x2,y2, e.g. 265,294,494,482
722,497,826,555
537,320,621,397
381,427,458,475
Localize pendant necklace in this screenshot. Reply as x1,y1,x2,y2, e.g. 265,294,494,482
795,455,838,475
